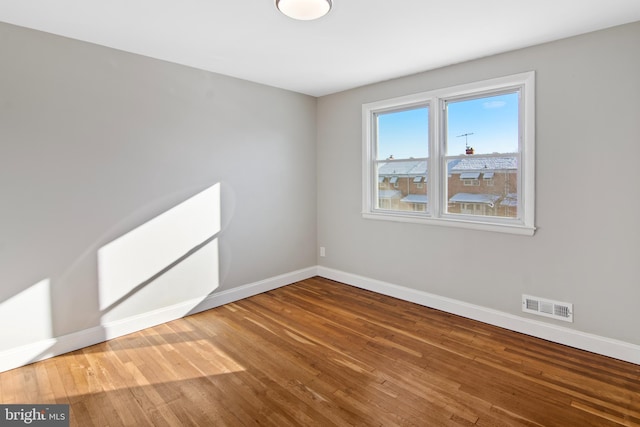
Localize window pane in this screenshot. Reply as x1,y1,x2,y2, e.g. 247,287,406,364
375,105,429,214
445,157,518,218
376,106,428,160
446,92,519,156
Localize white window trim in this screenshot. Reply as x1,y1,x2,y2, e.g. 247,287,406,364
362,72,536,236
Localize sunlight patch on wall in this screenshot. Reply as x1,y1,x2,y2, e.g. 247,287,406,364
0,279,52,351
98,183,221,311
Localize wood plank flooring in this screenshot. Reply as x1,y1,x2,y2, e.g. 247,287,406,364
1,277,639,426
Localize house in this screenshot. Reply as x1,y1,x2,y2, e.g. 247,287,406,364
376,155,519,217
447,156,518,217
1,4,639,423
377,159,427,211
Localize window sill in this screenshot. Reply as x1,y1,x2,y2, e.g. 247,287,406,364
362,211,536,236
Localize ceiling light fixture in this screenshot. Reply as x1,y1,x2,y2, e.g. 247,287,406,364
275,0,332,21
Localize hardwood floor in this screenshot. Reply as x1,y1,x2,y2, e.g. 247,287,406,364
1,277,639,426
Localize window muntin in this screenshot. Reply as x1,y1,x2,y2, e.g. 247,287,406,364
362,72,535,235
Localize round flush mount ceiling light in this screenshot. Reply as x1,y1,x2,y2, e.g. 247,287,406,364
275,0,332,21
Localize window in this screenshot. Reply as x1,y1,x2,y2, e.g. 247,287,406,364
461,173,480,186
483,172,495,186
362,72,535,235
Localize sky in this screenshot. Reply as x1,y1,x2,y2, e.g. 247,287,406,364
377,92,519,159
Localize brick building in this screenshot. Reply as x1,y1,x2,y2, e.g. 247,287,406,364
378,159,427,211
447,156,518,218
377,156,517,217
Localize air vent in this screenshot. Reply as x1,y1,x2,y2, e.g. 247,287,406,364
522,295,573,322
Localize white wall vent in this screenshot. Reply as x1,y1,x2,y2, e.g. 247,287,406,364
522,294,573,322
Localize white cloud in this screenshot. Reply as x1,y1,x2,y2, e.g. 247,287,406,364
483,100,507,109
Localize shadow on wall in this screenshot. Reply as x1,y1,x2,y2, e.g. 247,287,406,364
0,183,222,372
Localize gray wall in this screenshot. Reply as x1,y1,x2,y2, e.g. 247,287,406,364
0,22,317,351
317,22,640,344
2,19,639,359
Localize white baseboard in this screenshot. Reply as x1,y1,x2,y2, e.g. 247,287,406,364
0,266,317,373
3,265,637,373
317,266,640,365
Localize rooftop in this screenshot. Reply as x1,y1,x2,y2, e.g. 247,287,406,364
449,193,502,205
451,156,517,171
378,160,427,176
377,156,517,177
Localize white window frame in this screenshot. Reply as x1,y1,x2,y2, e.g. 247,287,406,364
362,72,535,236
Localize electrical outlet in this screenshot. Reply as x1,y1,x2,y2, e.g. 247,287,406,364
320,247,326,257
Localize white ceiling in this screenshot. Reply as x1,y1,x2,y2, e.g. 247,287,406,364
2,0,640,97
